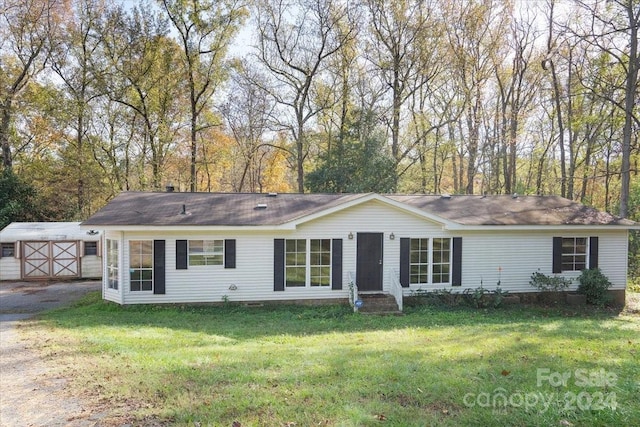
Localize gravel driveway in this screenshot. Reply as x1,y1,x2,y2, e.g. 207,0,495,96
0,280,103,427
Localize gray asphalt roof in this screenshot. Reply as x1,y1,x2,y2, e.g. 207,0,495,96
81,192,634,227
387,194,634,226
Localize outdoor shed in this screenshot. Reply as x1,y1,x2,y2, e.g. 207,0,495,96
82,192,636,308
0,222,102,281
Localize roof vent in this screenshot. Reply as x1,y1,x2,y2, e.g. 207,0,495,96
441,193,451,199
512,193,518,199
180,204,187,215
256,203,268,209
166,183,175,192
267,192,278,197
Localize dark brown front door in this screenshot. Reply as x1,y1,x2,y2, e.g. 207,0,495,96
356,233,383,291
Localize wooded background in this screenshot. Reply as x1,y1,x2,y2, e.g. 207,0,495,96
0,0,638,227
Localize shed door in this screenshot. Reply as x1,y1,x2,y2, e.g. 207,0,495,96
22,241,80,279
51,241,79,277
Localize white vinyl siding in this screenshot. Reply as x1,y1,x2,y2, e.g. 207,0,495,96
459,230,628,293
104,201,629,305
0,243,21,280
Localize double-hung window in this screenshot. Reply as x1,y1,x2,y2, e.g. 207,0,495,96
189,240,223,266
561,237,587,271
129,240,153,291
310,239,331,287
410,238,429,284
408,237,452,284
285,239,331,287
432,238,451,284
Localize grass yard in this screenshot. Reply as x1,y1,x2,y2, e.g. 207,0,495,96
22,293,640,426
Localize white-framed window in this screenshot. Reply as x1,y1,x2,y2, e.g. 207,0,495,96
561,237,587,271
408,237,451,284
84,241,98,256
285,239,306,287
106,239,119,290
410,238,429,284
189,240,223,266
129,240,153,291
432,238,451,284
285,239,331,287
310,239,331,287
1,242,15,258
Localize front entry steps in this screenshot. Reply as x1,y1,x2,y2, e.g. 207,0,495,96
357,293,403,315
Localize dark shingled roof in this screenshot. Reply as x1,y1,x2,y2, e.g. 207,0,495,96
81,192,634,227
387,194,634,226
82,192,366,226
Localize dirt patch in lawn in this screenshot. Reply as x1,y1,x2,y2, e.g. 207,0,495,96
0,280,112,426
625,292,640,314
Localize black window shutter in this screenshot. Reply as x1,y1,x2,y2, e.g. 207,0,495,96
176,240,188,270
589,236,599,269
452,237,462,286
400,238,410,287
331,239,343,290
552,237,562,273
274,239,285,291
154,240,166,294
225,239,236,269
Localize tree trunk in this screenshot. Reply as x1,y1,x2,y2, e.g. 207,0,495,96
0,98,12,169
619,1,638,218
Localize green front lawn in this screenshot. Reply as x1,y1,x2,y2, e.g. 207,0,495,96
24,293,640,426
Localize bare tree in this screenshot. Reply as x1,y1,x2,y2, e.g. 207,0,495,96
493,4,542,194
160,0,246,192
50,0,106,216
0,0,62,169
221,61,275,192
100,4,186,190
253,0,356,192
569,0,639,217
443,0,509,194
365,0,440,190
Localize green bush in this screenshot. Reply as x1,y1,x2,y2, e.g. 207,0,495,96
529,271,571,292
577,268,612,305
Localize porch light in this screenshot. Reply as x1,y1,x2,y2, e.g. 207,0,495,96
348,232,354,240
389,232,395,240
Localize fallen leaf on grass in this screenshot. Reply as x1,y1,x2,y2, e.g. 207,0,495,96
501,370,511,376
375,414,387,421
